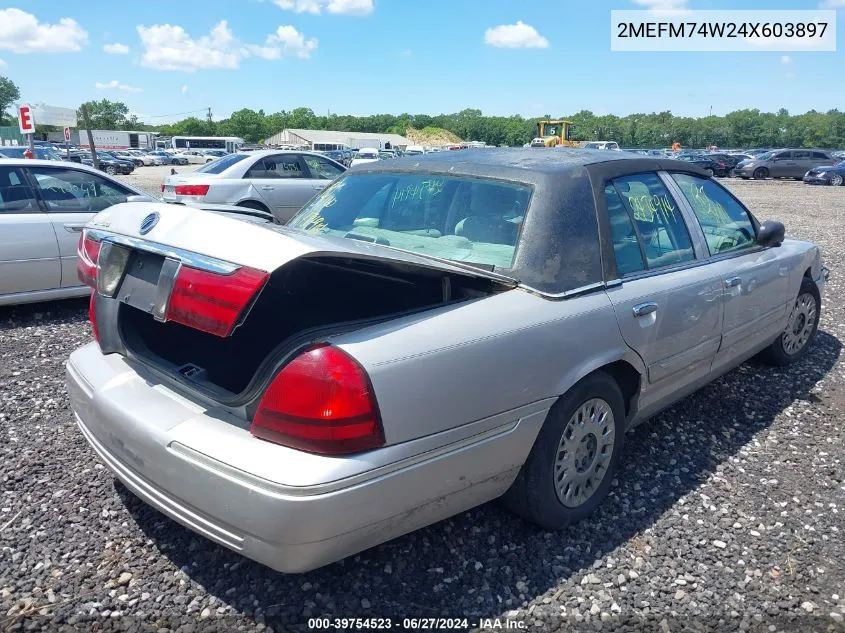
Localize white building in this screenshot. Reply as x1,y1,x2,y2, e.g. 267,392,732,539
264,128,411,151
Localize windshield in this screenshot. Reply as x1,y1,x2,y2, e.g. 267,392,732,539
195,152,249,174
288,173,532,270
755,151,775,160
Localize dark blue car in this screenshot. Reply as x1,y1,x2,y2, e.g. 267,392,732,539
803,160,845,186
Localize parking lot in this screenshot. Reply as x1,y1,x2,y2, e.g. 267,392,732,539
1,178,843,632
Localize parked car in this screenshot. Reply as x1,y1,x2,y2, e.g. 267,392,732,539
320,149,351,167
583,141,621,151
0,159,155,306
68,151,134,175
161,150,347,222
112,151,145,167
803,159,845,186
202,150,228,160
174,150,213,164
677,154,731,177
405,145,425,156
95,152,136,175
66,149,826,573
123,150,156,166
350,148,381,167
733,149,835,180
148,150,188,166
0,146,64,161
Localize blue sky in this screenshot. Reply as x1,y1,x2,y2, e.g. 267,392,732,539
0,0,843,124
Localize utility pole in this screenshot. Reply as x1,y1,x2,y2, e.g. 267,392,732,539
79,104,99,170
206,107,212,124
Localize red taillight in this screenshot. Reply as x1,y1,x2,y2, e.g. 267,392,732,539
160,184,165,192
165,265,268,337
174,184,210,196
77,232,101,288
88,292,100,344
251,345,384,455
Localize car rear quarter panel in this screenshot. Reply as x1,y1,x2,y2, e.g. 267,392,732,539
334,288,643,447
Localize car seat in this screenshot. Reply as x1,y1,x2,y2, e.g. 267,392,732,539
454,182,518,245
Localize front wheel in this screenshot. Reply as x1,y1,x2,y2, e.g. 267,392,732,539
502,372,626,529
753,167,769,179
758,277,820,366
105,165,117,175
830,174,844,186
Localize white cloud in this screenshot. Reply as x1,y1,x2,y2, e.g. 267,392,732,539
0,8,88,53
780,55,792,64
0,58,6,69
484,21,549,49
401,49,412,57
272,0,373,14
95,79,143,93
137,20,317,71
181,84,189,96
632,0,691,16
327,0,373,14
819,0,845,7
103,42,129,55
265,25,318,59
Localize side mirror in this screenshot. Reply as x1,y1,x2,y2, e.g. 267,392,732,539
757,220,785,247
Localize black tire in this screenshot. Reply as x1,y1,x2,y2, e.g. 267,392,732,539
502,371,626,529
237,200,270,213
753,167,769,179
105,165,117,175
830,174,844,187
704,168,714,177
758,276,821,366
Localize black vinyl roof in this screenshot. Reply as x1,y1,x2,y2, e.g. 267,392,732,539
351,147,708,180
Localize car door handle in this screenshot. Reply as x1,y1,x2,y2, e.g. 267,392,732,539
632,301,658,317
312,185,326,191
260,186,275,191
63,223,85,233
725,276,741,288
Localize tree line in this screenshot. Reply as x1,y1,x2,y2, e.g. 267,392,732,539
2,74,844,149
150,106,845,150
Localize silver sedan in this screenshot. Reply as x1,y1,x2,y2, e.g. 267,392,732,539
0,159,154,306
67,149,826,573
161,150,347,223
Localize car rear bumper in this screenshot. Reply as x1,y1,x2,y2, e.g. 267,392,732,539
66,343,544,573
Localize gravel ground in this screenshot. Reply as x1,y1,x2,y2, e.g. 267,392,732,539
118,164,201,197
1,179,844,632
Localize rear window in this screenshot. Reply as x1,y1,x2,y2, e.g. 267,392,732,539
196,153,249,174
288,173,532,270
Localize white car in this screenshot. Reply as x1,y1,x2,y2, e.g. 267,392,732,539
404,145,425,156
173,150,211,165
127,151,156,166
583,141,621,151
350,148,381,167
161,150,347,223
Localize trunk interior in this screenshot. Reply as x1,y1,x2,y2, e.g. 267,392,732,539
119,256,510,398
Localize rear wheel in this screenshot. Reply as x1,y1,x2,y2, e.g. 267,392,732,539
105,165,117,175
237,200,270,213
753,167,769,179
758,277,820,366
704,168,714,177
831,174,844,186
502,372,626,529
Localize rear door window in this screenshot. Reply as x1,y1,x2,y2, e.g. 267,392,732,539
0,166,39,213
604,184,646,276
246,154,306,179
609,173,695,270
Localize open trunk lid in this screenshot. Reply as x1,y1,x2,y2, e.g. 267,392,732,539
85,202,515,401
